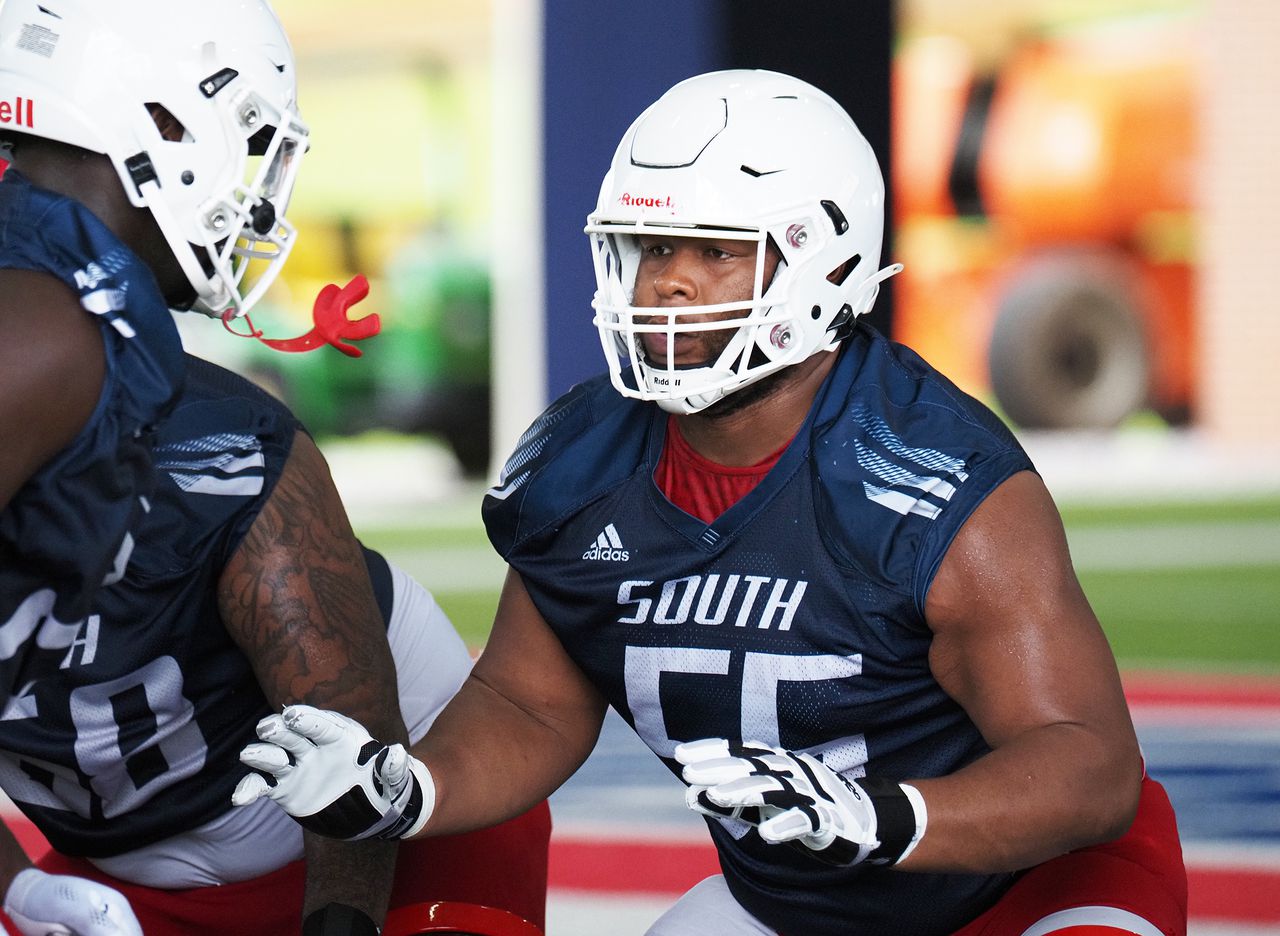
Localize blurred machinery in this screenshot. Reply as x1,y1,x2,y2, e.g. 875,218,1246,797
893,15,1197,428
239,227,493,476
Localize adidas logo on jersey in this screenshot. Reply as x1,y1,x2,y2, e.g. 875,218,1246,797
583,523,630,562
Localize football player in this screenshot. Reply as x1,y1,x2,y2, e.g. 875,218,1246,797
0,0,309,637
0,0,297,930
0,1,543,933
0,354,550,936
235,71,1187,936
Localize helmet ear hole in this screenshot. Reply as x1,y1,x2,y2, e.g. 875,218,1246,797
146,103,190,143
827,253,862,286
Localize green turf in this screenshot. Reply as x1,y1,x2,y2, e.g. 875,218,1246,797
431,591,501,648
1059,496,1280,527
359,525,492,552
1080,564,1280,671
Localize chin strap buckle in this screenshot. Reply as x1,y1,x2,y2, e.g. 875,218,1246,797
221,274,381,357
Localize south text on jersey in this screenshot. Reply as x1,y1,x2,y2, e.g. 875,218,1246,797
616,573,808,631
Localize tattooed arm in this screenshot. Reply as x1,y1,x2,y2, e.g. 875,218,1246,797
218,430,407,925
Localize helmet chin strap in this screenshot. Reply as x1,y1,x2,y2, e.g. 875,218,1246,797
658,385,727,415
221,274,381,358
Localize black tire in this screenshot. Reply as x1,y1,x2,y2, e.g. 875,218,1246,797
444,422,491,477
988,252,1150,430
433,388,491,478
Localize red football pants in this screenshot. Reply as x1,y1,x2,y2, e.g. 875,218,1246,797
951,776,1187,936
10,801,550,936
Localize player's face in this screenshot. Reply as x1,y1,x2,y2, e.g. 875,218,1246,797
632,235,782,368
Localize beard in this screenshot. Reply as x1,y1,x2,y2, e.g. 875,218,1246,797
697,363,794,419
640,325,795,419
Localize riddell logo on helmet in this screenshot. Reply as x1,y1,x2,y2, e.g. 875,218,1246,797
618,193,673,209
0,97,35,128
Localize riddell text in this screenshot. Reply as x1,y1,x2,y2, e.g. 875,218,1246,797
618,193,673,208
0,97,35,128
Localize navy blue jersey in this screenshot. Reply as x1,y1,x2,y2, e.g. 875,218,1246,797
0,356,396,858
0,170,185,630
484,324,1035,936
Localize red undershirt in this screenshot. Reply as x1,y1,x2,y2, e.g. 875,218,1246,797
654,414,791,523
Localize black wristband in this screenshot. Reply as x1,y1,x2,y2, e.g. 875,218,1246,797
856,776,920,865
302,903,381,936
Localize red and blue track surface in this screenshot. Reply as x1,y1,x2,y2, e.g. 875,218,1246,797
0,670,1274,933
545,671,1280,932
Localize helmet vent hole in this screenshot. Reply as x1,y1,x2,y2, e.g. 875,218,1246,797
246,125,276,157
146,103,190,143
821,199,849,235
827,254,862,286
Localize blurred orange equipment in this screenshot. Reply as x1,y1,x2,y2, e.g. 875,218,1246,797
892,18,1197,428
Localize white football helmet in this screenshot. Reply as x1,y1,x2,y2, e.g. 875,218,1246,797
0,0,308,317
586,70,901,414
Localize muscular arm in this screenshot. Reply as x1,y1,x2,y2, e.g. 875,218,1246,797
412,569,608,837
219,431,408,922
901,470,1142,873
0,271,104,509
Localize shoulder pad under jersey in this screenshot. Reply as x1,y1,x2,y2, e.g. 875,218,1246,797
483,374,651,557
809,328,1034,616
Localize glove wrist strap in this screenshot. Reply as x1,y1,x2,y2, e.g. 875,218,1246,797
390,756,435,840
855,777,928,866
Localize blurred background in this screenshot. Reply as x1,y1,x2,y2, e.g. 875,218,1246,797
10,0,1280,932
173,0,1277,483
206,1,1280,932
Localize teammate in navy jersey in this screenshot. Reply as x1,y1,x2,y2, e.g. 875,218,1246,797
237,71,1187,936
0,1,402,932
0,355,550,936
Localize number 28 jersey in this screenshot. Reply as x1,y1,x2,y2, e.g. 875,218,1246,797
484,325,1035,936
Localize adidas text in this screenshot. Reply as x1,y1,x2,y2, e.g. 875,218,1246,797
583,544,630,562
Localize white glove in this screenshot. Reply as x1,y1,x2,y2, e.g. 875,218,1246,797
3,868,143,936
676,738,925,866
232,704,434,841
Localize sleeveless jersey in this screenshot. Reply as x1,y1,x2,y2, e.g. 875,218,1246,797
0,356,395,858
0,170,185,631
484,324,1035,936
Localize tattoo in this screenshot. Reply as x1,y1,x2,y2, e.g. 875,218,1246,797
218,432,406,743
